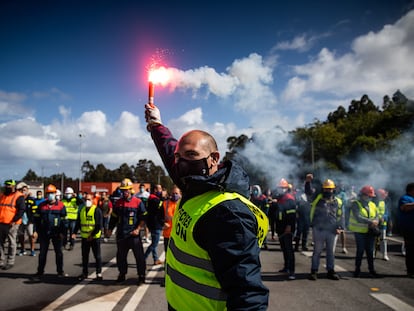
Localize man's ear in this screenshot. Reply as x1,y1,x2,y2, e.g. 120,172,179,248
211,152,220,164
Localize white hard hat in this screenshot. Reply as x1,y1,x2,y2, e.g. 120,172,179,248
16,182,29,190
56,189,62,196
65,187,74,194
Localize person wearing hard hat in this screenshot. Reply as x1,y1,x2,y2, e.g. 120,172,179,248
0,179,25,270
32,184,68,280
397,182,414,278
274,178,297,280
62,187,82,251
108,178,147,285
349,185,380,278
309,179,344,281
375,188,390,261
16,182,38,257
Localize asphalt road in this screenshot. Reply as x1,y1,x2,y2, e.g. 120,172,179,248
0,232,413,311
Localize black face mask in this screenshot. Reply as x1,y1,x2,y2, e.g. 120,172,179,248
322,191,333,199
173,156,211,180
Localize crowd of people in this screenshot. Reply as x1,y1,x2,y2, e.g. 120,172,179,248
248,174,414,281
0,100,413,310
0,178,184,286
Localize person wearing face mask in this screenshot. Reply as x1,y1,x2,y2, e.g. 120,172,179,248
62,187,82,251
144,184,165,266
162,185,181,254
0,179,25,270
145,104,269,311
108,178,147,285
16,182,38,257
32,184,67,280
73,193,103,281
308,179,344,281
274,178,297,280
349,185,380,278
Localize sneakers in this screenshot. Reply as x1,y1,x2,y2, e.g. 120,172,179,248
30,250,36,256
31,272,43,282
78,273,87,281
369,270,380,278
95,273,103,281
116,274,126,283
57,272,69,277
154,259,163,265
327,270,340,280
18,250,27,256
383,254,390,261
353,269,361,278
138,275,145,285
288,273,296,280
309,272,317,281
103,238,108,243
342,248,348,254
2,264,13,270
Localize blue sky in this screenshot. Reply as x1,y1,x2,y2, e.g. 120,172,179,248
1,0,414,186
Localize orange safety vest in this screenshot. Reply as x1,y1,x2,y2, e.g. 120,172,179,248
163,199,180,238
0,192,24,224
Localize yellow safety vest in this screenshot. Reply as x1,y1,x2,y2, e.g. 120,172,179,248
165,190,268,311
349,200,377,233
310,194,343,222
377,200,387,226
79,205,101,239
63,198,79,220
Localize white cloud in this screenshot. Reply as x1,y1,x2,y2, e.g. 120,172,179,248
282,10,414,107
2,10,414,183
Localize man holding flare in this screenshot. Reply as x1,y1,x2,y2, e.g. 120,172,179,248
144,81,269,310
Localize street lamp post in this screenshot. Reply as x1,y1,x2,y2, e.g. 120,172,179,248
79,134,83,193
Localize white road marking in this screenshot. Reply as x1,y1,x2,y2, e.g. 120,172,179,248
371,293,414,311
41,247,165,311
64,288,130,311
122,252,165,311
41,257,117,311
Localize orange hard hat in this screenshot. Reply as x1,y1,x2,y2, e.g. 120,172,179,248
45,184,57,193
360,185,376,197
278,178,289,188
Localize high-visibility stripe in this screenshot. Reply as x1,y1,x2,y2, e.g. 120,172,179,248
169,238,214,273
166,264,227,301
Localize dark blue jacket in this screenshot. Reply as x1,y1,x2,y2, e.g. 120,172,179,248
34,200,66,237
110,196,147,240
151,124,269,311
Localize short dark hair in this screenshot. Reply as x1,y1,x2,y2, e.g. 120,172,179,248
406,182,414,193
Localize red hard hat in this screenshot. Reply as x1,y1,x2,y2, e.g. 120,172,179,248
360,185,376,197
376,188,388,199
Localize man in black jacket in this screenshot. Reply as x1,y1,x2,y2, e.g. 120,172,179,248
145,103,269,311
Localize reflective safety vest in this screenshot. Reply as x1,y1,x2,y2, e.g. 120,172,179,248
63,198,79,220
310,194,343,222
0,192,23,224
377,200,387,227
349,200,377,233
165,190,268,311
79,205,101,239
